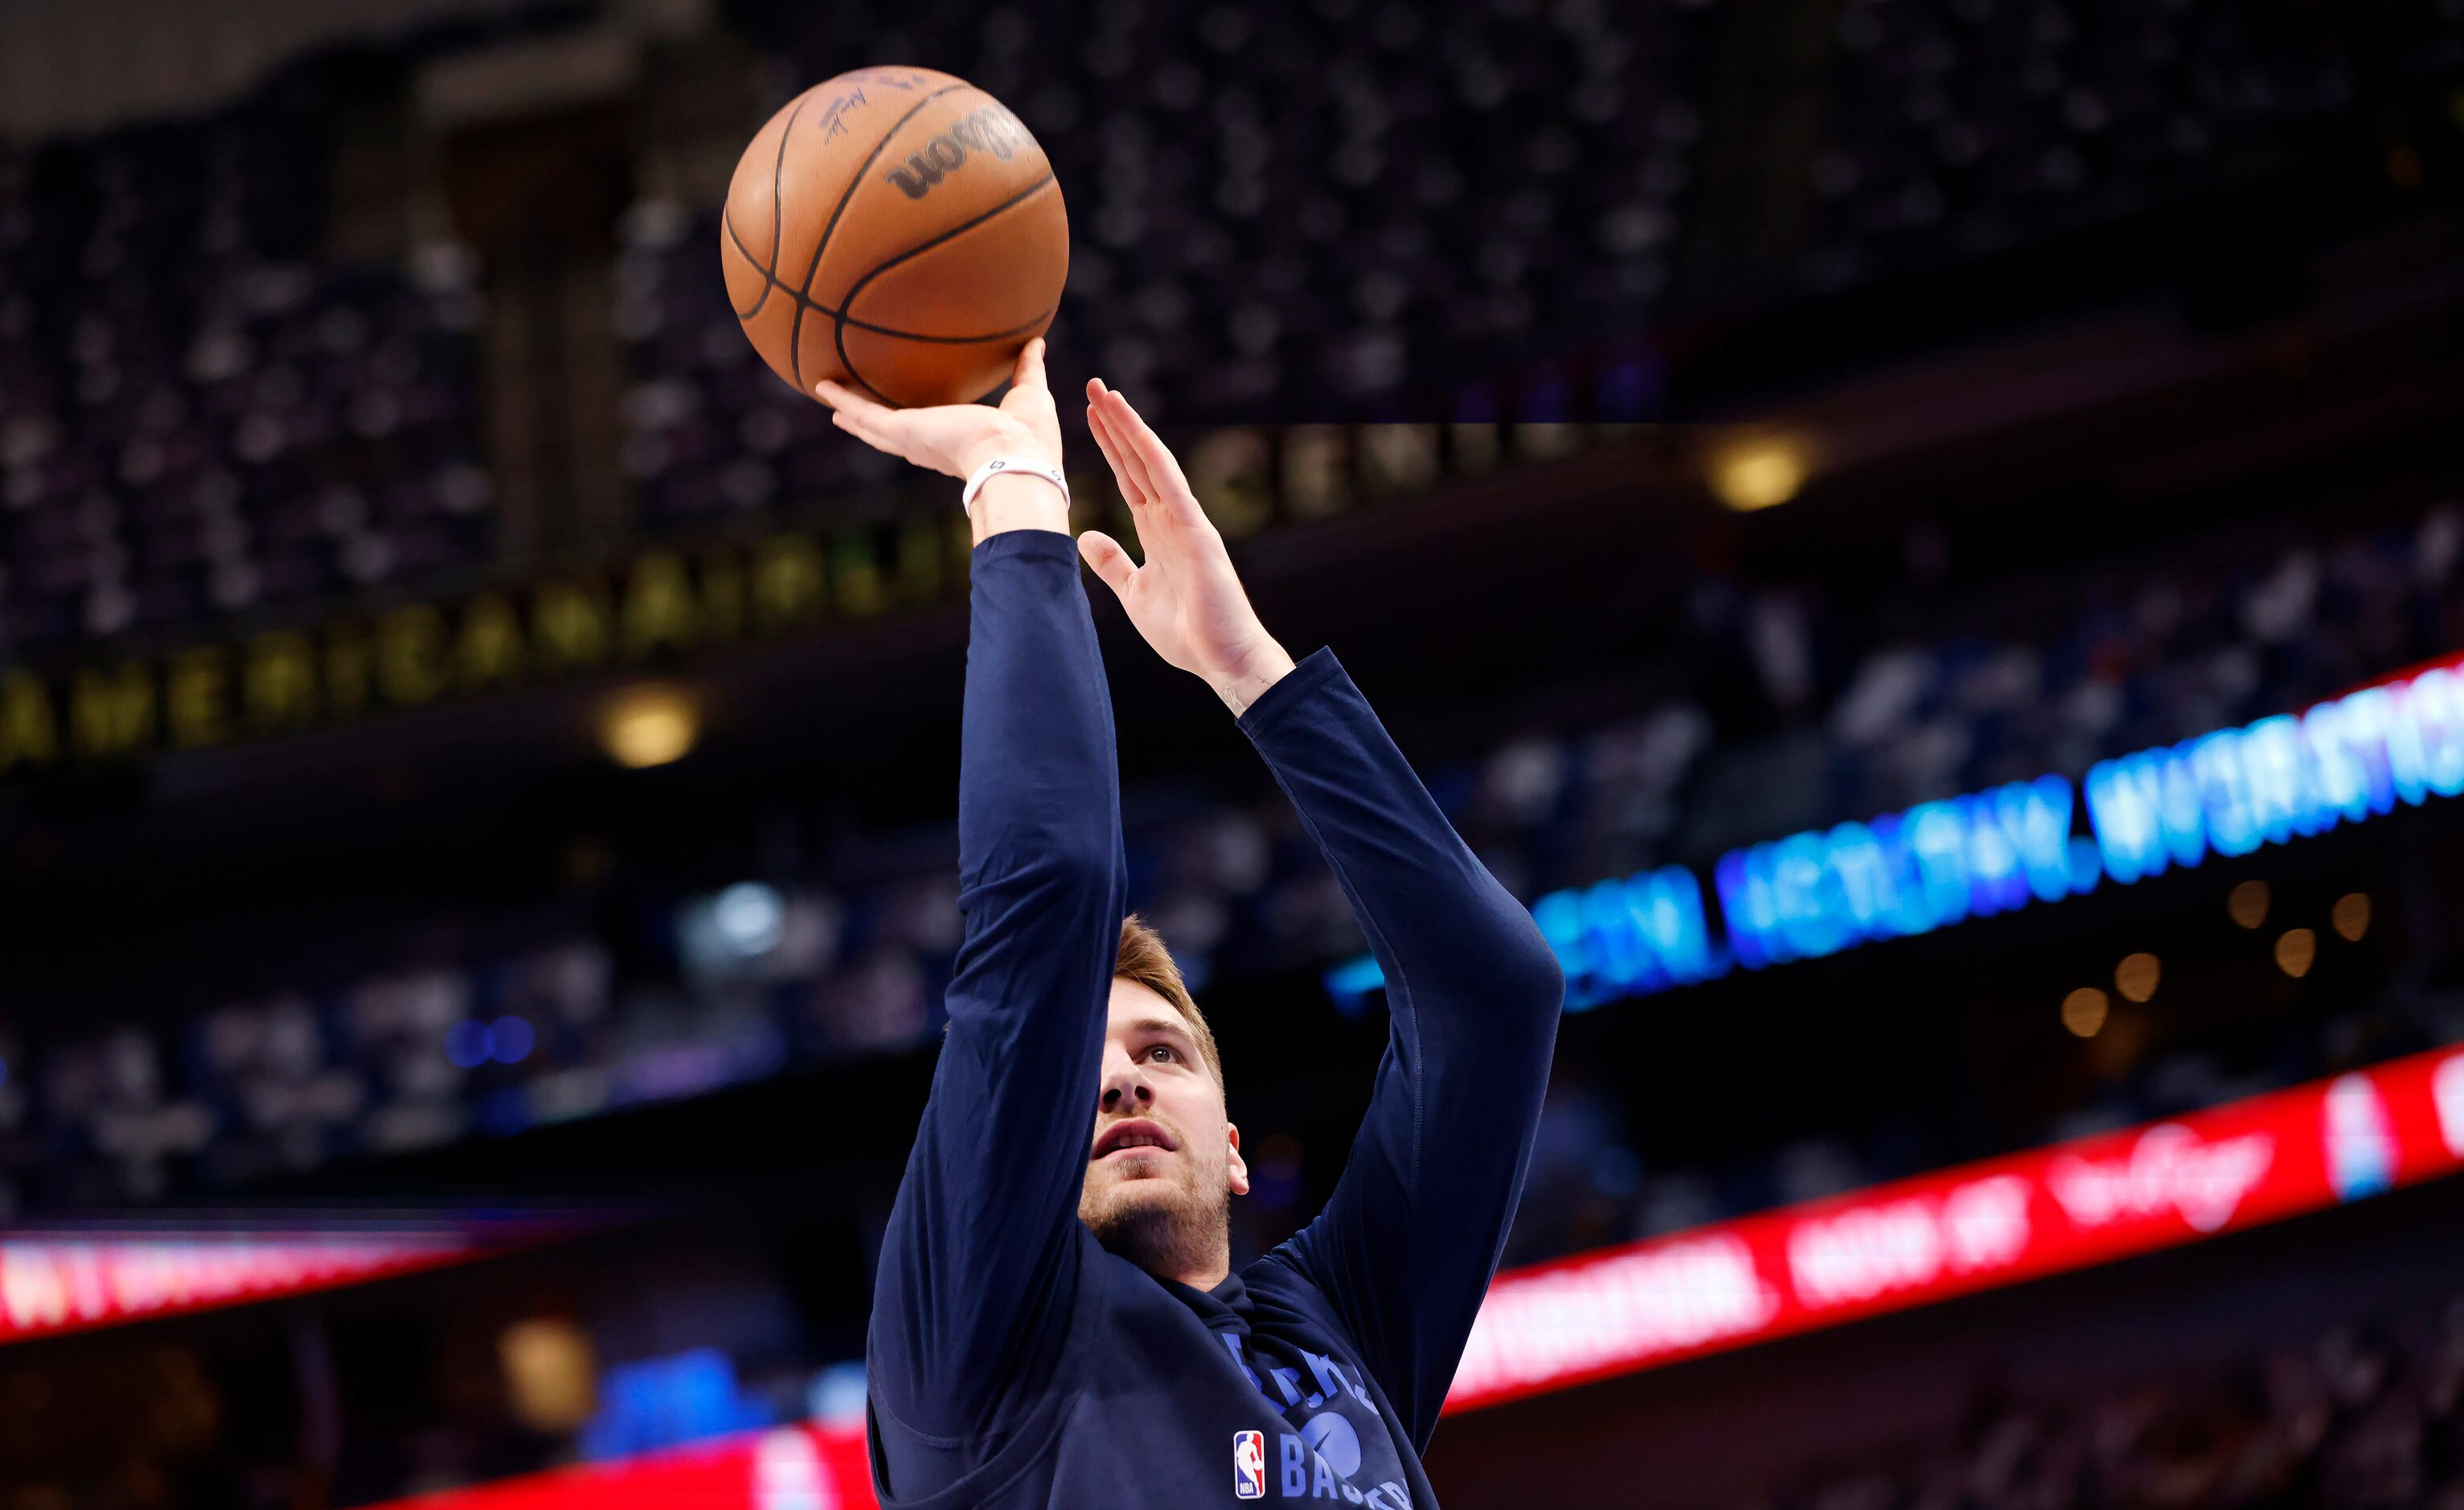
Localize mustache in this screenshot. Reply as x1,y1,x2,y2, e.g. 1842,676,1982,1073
1093,1110,1187,1159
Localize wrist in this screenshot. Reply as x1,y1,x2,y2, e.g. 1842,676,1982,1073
1209,639,1296,716
968,470,1072,542
956,429,1052,478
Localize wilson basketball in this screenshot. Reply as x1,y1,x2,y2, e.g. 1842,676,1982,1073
720,67,1069,408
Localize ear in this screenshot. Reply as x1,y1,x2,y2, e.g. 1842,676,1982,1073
1225,1122,1251,1197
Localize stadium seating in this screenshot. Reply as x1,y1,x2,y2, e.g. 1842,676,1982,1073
1800,0,2356,290
0,88,489,653
615,0,2464,530
9,490,2462,1248
1761,1290,2464,1508
616,0,1712,527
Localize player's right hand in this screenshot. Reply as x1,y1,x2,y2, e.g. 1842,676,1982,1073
814,338,1062,481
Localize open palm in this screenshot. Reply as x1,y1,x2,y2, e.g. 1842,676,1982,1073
1076,380,1293,713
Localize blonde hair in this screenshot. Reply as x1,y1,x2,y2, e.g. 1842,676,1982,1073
1116,914,1224,1089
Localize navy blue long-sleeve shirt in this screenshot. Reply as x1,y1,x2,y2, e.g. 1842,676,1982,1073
867,530,1564,1508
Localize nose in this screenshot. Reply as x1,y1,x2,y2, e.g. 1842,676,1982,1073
1100,1061,1154,1111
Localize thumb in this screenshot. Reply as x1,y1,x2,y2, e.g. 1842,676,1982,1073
1077,529,1137,597
1009,337,1049,396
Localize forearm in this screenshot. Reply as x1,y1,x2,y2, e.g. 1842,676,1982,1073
951,524,1128,1054
1244,651,1561,1444
1240,650,1564,1024
875,529,1124,1431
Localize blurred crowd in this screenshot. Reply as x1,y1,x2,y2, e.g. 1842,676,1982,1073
738,0,1708,411
0,2,2460,1506
8,488,2462,1265
616,0,2433,524
614,0,1708,528
1801,0,2364,290
1757,1289,2464,1510
0,66,489,654
0,0,2448,650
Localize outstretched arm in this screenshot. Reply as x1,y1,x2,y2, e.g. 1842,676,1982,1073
1078,385,1564,1451
835,347,1128,1455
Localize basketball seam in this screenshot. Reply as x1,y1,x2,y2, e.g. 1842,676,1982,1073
789,82,971,392
730,91,811,322
732,203,1051,347
724,211,776,321
844,309,1057,345
765,91,804,313
834,172,1060,404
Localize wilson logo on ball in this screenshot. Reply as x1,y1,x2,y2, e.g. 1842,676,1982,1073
886,105,1031,199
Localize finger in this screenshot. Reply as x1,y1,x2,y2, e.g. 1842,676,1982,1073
1098,386,1192,492
1084,396,1154,510
1098,389,1192,517
814,380,900,433
826,403,883,445
1010,338,1049,396
1077,529,1138,598
1093,390,1166,510
830,405,905,459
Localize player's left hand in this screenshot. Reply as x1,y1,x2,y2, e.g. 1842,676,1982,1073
1076,380,1295,716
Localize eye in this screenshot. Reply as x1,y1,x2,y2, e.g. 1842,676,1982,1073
1146,1044,1177,1063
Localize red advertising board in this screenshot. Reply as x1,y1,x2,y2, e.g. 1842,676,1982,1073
0,1232,476,1344
1442,1043,2464,1411
345,1044,2464,1509
387,1422,880,1510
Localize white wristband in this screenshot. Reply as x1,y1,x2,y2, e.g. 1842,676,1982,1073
961,455,1070,513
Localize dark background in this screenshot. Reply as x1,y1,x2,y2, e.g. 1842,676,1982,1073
2,0,2463,1504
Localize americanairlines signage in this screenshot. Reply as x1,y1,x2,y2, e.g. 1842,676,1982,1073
1441,1042,2464,1413
1326,650,2464,1013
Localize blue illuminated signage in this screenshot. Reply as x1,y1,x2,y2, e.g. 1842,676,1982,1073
1323,657,2464,1016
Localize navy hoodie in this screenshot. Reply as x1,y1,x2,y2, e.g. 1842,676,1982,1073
866,531,1564,1508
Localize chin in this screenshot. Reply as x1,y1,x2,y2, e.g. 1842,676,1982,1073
1085,1169,1175,1224
1082,1167,1228,1273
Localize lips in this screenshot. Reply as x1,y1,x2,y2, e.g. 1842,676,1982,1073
1092,1118,1180,1161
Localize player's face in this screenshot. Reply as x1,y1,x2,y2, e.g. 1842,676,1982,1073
1078,979,1248,1272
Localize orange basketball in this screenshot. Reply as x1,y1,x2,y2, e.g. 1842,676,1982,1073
720,67,1068,409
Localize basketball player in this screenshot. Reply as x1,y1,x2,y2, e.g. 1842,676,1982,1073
814,341,1564,1508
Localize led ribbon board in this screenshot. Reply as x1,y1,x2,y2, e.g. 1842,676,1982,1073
0,1230,477,1344
1326,651,2464,1013
367,1422,879,1510
365,1044,2464,1508
1443,1041,2464,1412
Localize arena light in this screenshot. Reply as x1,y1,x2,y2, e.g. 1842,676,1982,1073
2113,953,2159,1003
1709,436,1812,511
502,1318,598,1434
2332,892,2372,942
2060,987,2109,1037
600,685,700,769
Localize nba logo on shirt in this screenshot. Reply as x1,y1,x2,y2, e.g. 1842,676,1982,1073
1232,1430,1265,1500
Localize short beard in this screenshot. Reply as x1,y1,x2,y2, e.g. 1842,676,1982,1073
1080,1165,1229,1282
